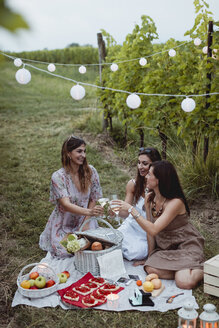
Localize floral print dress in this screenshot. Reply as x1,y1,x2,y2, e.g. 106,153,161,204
39,165,102,257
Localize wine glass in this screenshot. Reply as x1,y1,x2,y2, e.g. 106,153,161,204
110,194,121,226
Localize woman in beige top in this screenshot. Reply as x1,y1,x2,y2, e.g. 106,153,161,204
112,160,204,289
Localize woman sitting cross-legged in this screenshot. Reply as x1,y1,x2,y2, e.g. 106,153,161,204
112,160,204,289
39,135,104,258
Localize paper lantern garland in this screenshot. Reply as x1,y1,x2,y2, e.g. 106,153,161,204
48,63,56,72
139,57,147,66
70,84,85,100
15,68,31,85
79,65,86,74
110,63,118,72
14,58,23,67
181,98,196,112
126,94,141,109
168,49,176,57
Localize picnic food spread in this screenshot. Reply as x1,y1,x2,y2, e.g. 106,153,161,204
59,272,124,309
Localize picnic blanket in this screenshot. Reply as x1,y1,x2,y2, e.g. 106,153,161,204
12,252,199,312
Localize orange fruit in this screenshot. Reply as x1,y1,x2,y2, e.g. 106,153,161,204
91,241,103,251
20,280,31,289
136,280,142,286
151,278,162,289
142,281,154,292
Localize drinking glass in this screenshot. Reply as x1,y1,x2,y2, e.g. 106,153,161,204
110,194,121,226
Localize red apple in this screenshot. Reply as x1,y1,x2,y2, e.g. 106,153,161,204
29,271,39,280
46,280,56,288
62,271,70,279
30,285,38,290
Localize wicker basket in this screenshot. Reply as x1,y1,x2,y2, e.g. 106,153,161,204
74,217,123,276
17,262,59,298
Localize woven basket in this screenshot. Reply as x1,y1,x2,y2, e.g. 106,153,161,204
74,217,123,276
17,262,59,298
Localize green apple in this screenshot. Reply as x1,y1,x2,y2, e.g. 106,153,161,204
34,275,46,289
58,273,67,283
28,279,35,287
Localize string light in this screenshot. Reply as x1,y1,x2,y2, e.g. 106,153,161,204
194,37,202,46
110,63,118,72
202,46,208,54
126,94,141,109
79,65,86,74
47,63,56,72
181,97,196,112
168,49,176,57
15,67,31,84
139,57,147,66
70,84,85,100
14,58,23,67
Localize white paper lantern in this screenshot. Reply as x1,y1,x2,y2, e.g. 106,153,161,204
48,63,56,72
126,94,141,109
181,98,196,112
202,46,208,54
139,57,147,66
194,38,202,46
14,58,23,67
70,84,85,100
168,49,176,57
15,68,31,84
110,63,118,72
79,65,86,74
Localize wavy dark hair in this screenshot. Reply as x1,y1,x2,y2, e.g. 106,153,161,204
134,147,161,204
61,135,92,193
150,160,190,215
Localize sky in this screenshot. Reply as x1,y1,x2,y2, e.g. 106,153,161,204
0,0,218,52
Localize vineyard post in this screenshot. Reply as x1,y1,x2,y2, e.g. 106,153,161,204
97,32,109,131
204,20,213,162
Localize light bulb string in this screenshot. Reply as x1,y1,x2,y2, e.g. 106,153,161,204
19,61,219,98
0,39,202,67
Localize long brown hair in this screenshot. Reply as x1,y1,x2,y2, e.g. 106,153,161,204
61,135,92,193
150,160,190,215
134,147,161,204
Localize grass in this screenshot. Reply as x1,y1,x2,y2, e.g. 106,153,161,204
0,60,218,328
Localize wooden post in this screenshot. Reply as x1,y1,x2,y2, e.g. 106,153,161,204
97,33,109,131
204,21,213,162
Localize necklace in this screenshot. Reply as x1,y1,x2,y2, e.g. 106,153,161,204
151,198,166,218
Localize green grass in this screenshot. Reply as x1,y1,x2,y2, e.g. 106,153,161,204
0,60,218,328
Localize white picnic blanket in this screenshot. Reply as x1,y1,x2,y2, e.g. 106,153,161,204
12,252,199,312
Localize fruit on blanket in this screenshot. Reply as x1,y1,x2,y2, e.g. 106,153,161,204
58,273,68,283
136,280,142,286
28,279,35,287
145,273,159,281
20,280,31,289
91,241,103,251
143,281,154,292
34,276,46,289
29,271,39,280
151,278,162,289
62,270,70,279
46,279,56,288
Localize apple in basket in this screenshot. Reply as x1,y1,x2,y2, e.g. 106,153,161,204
34,276,46,289
29,271,39,280
28,279,35,287
46,279,56,288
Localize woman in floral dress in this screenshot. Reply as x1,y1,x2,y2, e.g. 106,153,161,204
39,135,103,257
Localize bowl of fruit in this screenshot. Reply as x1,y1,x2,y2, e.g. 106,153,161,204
17,262,59,298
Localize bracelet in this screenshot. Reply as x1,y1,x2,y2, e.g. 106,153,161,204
131,211,141,220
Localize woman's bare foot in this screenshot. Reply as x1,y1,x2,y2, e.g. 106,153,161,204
133,260,145,266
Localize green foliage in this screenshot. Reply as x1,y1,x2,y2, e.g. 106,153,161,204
10,46,99,64
97,1,218,161
0,0,29,32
